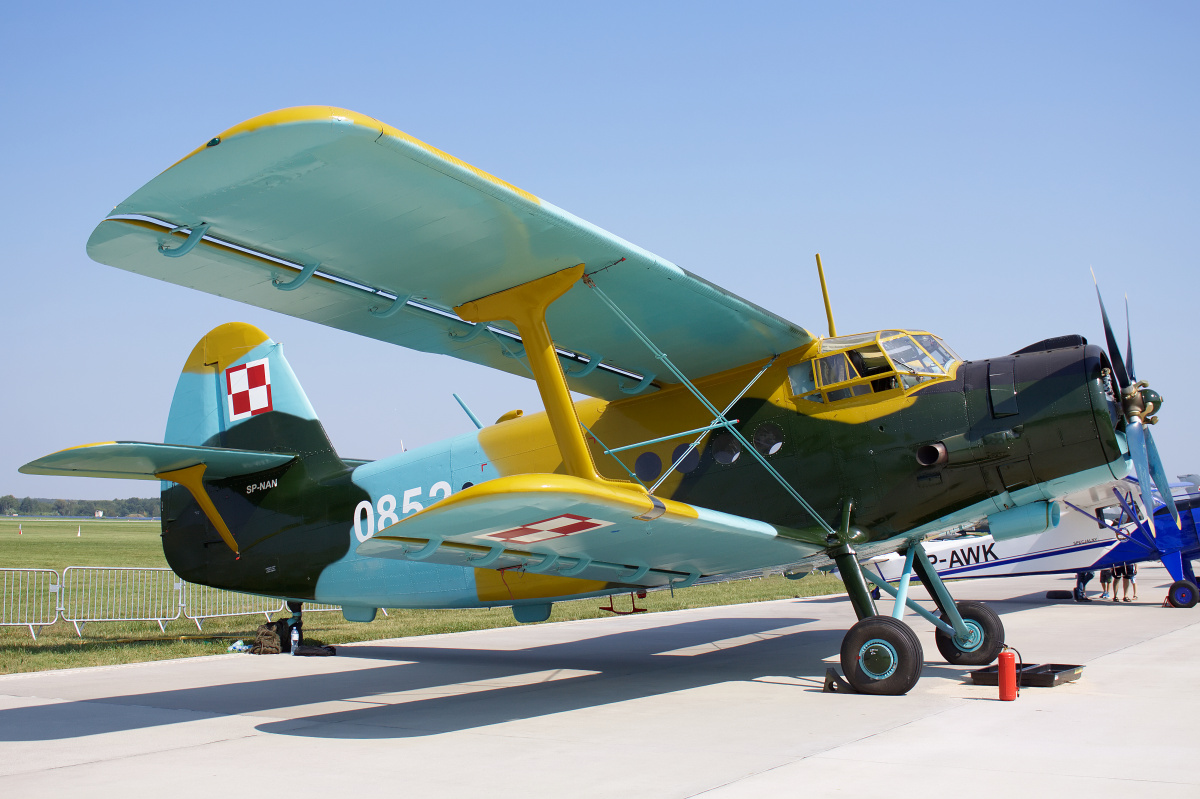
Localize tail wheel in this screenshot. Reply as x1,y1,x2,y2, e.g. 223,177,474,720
934,601,1004,666
1167,580,1199,608
840,615,924,696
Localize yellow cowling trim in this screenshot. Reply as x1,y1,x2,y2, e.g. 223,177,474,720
181,322,270,375
456,266,635,491
170,106,540,204
474,569,609,602
156,464,239,555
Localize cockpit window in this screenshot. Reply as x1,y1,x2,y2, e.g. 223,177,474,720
913,334,958,372
817,352,858,385
787,361,816,395
792,329,958,406
882,335,943,375
819,332,880,352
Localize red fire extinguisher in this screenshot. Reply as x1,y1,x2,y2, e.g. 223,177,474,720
998,649,1018,701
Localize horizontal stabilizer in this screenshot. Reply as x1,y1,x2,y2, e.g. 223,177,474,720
19,441,295,481
356,474,824,587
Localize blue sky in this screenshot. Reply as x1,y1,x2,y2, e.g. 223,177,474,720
2,2,1197,499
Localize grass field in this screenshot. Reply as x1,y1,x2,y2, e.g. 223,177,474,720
0,518,845,674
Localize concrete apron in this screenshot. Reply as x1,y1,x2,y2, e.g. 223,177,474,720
1,565,1197,797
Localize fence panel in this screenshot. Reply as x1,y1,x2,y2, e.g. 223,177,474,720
0,568,60,639
181,583,286,630
60,567,183,636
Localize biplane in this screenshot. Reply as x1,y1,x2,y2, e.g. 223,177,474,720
21,106,1178,695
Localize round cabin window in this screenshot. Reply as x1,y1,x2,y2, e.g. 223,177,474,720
753,422,785,456
672,443,701,474
711,433,742,465
634,451,662,482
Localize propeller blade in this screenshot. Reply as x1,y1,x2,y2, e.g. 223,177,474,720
1124,296,1136,384
1092,271,1130,389
1144,427,1181,528
1125,419,1157,527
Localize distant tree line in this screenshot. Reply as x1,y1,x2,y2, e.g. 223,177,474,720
0,495,161,518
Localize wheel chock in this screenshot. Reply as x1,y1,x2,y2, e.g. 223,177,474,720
823,668,858,694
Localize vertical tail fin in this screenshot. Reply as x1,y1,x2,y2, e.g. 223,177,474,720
166,322,343,476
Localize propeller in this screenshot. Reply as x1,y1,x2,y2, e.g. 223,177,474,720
1092,272,1180,527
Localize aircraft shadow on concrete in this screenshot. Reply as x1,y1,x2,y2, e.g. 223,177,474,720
0,597,1042,742
0,613,869,742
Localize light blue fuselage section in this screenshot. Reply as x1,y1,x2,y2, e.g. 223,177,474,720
312,431,502,610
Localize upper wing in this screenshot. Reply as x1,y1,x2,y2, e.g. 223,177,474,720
355,473,825,587
87,106,813,400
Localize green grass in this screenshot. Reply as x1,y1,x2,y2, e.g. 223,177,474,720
0,518,845,674
0,518,168,570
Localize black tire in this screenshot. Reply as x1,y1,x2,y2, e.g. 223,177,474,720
840,615,924,695
1167,580,1199,608
934,600,1004,666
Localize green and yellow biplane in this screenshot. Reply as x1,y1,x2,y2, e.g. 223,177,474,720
22,106,1173,694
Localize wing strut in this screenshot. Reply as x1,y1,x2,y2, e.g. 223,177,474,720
583,274,836,537
455,265,634,490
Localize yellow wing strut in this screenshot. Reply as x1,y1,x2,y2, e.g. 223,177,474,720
456,265,635,491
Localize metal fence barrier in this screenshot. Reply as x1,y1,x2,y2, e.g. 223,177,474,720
183,583,286,630
0,567,392,639
0,568,60,639
60,567,184,636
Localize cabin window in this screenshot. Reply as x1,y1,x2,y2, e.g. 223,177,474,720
752,422,785,456
672,443,701,473
711,433,742,464
788,362,816,396
635,451,662,482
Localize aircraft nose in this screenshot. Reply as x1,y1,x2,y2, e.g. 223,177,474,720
1011,342,1126,486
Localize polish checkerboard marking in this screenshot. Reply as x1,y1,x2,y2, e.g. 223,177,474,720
226,358,273,421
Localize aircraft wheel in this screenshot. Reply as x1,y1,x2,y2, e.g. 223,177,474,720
1167,580,1200,608
840,615,923,695
934,601,1004,666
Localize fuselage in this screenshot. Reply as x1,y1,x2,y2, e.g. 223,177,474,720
159,330,1126,612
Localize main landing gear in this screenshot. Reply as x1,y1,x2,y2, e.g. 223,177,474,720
287,600,303,649
834,540,1005,695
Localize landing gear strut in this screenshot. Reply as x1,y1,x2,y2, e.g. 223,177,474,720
287,600,303,648
833,542,924,696
842,541,1006,694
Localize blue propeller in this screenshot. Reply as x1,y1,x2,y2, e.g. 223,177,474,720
1092,275,1180,527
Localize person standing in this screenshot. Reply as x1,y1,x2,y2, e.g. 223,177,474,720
1111,563,1136,602
1074,570,1095,602
1099,568,1113,600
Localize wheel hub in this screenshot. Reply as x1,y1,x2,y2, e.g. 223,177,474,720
953,619,985,652
859,638,899,679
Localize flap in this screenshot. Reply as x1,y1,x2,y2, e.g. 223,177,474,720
355,473,824,587
19,441,296,481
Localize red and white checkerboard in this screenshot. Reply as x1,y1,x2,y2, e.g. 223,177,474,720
226,358,273,422
479,514,614,545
